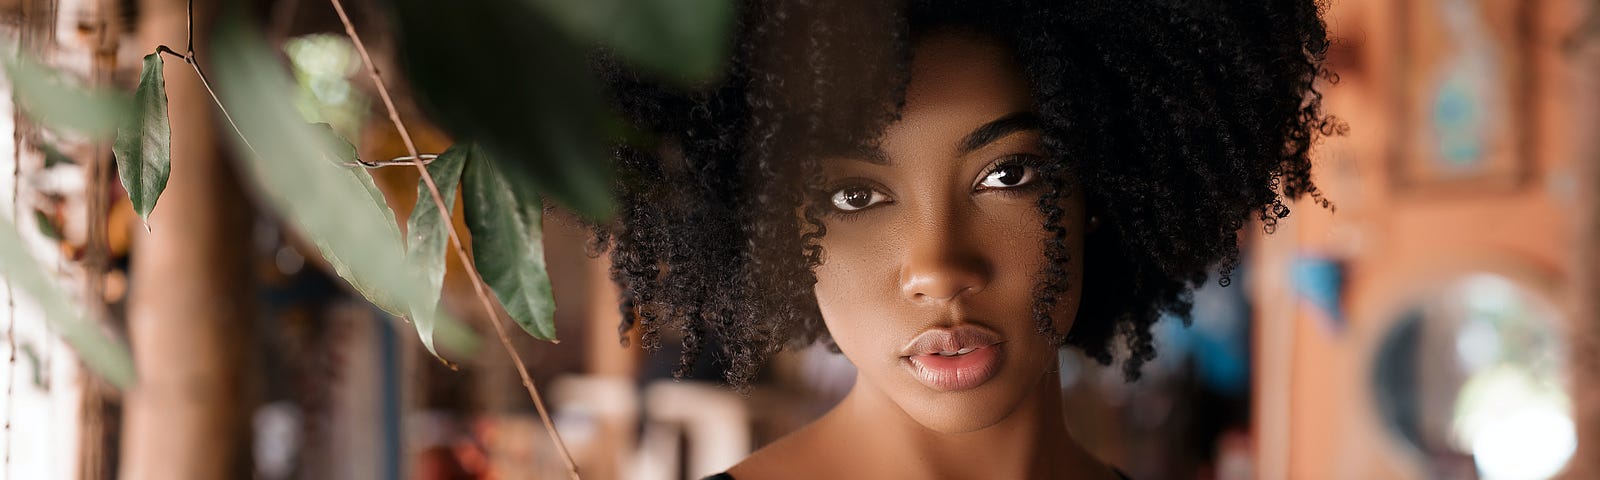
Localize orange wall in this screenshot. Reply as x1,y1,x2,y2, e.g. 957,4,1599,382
1251,0,1596,478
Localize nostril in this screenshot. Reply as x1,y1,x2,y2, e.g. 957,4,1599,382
898,235,991,302
900,271,986,302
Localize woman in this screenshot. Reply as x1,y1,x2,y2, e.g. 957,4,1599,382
595,0,1337,477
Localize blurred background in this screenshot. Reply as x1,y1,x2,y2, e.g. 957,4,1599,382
1,0,1599,479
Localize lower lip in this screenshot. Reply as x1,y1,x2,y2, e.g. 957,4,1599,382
903,344,1004,392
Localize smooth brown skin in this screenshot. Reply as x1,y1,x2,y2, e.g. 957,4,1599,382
728,30,1116,479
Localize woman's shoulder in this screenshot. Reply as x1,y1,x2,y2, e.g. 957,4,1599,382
707,467,1133,480
707,467,1132,480
714,410,1131,479
720,413,839,479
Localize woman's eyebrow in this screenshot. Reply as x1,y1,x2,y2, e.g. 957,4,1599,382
839,111,1041,166
959,111,1041,155
834,144,893,166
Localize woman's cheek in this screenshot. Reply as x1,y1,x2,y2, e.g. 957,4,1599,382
813,225,904,365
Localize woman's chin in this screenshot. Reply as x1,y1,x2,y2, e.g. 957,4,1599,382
881,348,1062,434
893,375,1036,434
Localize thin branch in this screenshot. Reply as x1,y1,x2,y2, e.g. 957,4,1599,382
5,38,19,480
324,1,581,478
185,0,193,55
155,46,259,161
343,153,438,169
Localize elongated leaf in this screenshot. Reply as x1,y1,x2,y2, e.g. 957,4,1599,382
309,124,477,360
3,54,131,137
210,14,479,357
461,145,556,341
390,0,613,221
300,123,407,316
307,123,359,167
403,144,468,358
523,0,733,81
0,216,135,390
113,52,172,225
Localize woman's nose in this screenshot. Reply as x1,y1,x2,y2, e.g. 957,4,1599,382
898,222,990,303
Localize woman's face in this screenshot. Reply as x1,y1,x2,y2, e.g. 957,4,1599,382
812,29,1087,433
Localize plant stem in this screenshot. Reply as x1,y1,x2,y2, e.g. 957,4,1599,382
344,153,438,169
324,1,581,478
185,0,193,55
155,46,259,162
5,35,18,480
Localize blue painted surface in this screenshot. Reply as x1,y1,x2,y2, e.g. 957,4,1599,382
377,310,402,480
1293,256,1346,330
1433,76,1485,170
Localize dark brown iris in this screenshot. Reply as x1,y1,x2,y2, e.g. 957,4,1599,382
992,165,1024,186
842,187,873,209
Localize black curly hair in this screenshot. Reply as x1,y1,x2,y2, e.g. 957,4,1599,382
592,0,1340,387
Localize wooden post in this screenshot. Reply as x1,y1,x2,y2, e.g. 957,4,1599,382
1570,5,1600,474
117,0,257,478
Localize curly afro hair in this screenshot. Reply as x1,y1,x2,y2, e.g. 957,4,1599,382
592,0,1340,386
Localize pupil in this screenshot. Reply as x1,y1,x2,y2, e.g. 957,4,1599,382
997,165,1022,185
845,188,871,208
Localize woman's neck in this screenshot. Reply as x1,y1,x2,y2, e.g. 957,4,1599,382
817,369,1106,479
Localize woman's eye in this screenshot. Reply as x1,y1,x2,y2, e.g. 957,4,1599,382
830,186,890,212
978,162,1037,189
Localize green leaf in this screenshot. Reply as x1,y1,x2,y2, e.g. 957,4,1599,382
112,52,172,225
18,342,47,389
32,210,61,241
461,145,556,341
300,123,407,316
40,141,75,167
306,123,359,166
522,0,733,81
403,144,468,358
390,0,614,221
0,215,135,390
307,124,478,361
209,13,480,357
3,54,131,137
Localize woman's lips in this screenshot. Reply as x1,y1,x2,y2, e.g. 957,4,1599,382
905,344,1004,391
899,325,1005,392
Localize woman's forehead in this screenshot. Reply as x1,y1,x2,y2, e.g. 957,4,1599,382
878,30,1037,162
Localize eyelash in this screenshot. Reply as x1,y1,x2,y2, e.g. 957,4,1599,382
818,154,1047,221
977,154,1046,193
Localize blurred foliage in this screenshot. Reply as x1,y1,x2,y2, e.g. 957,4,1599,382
526,0,734,82
0,52,137,389
31,210,62,242
3,54,131,138
0,215,136,389
387,0,734,221
388,0,615,220
284,34,369,141
209,13,479,358
1,0,738,388
38,140,75,167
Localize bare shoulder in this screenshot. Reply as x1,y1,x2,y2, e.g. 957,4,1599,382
723,417,836,480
